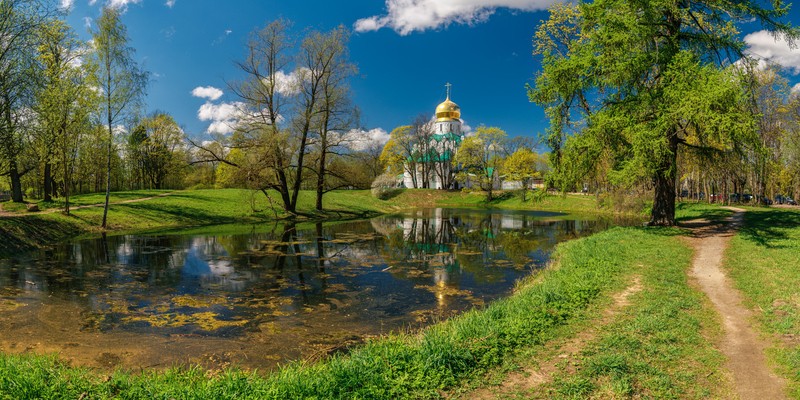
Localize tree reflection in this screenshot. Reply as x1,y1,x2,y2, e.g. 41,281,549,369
0,209,624,340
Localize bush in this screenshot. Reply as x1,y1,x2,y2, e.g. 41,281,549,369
371,173,403,200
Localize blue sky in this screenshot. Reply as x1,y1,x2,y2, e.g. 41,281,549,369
61,0,800,147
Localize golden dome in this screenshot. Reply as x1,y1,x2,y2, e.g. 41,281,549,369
435,97,460,122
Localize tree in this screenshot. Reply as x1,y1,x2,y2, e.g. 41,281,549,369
411,114,435,188
503,148,542,201
304,26,358,211
92,6,147,229
128,112,186,189
0,0,53,202
380,125,416,186
455,126,507,200
34,19,97,213
530,1,797,225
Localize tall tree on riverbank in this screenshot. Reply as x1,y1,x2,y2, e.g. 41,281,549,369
35,19,97,213
530,1,798,225
196,19,359,215
92,7,147,229
0,0,53,202
305,26,359,211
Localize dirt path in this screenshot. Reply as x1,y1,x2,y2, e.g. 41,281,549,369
463,275,643,399
0,192,174,217
686,208,787,400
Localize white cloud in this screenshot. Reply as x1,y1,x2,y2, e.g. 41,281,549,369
106,0,142,11
83,16,92,29
191,86,224,101
165,0,175,7
792,83,800,94
345,128,390,151
88,0,98,5
354,0,556,35
197,101,248,135
198,102,241,122
744,30,800,74
263,69,311,96
207,120,236,135
60,0,75,10
461,119,474,136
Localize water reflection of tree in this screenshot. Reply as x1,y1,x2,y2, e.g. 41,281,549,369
0,211,624,339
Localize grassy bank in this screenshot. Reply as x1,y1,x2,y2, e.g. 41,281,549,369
0,219,714,399
723,207,800,398
387,189,626,215
0,188,634,255
0,189,389,254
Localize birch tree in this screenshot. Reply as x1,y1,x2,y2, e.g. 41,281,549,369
91,7,147,228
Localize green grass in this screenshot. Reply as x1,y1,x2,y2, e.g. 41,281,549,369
0,189,393,255
387,189,622,215
724,207,800,398
675,202,735,222
0,224,710,399
531,230,728,398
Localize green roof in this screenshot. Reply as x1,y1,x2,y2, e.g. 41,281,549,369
407,149,454,163
432,132,462,144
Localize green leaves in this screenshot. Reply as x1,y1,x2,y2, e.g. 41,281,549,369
530,0,797,224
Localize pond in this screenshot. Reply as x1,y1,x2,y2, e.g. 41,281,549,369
0,208,632,371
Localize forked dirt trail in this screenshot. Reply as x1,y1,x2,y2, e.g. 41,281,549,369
686,208,787,400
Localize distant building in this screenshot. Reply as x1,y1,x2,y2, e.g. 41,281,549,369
403,83,466,189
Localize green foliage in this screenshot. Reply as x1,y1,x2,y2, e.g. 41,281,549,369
91,6,148,228
502,148,542,201
127,112,187,190
370,172,403,200
380,125,414,176
529,0,797,225
454,126,507,199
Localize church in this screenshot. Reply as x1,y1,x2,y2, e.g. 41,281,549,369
402,84,467,190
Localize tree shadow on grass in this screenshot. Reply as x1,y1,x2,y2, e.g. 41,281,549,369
115,202,239,226
628,225,688,237
736,209,800,249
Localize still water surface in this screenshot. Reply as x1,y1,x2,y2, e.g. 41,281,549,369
0,208,630,370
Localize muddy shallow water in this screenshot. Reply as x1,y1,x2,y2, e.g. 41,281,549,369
0,208,630,371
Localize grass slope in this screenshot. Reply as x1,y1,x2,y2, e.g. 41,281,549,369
0,189,390,254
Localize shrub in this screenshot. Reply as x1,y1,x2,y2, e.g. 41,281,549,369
371,173,402,200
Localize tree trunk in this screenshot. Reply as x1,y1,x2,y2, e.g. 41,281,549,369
63,154,71,215
649,134,678,226
43,162,53,202
316,145,326,211
102,123,112,229
9,160,23,203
